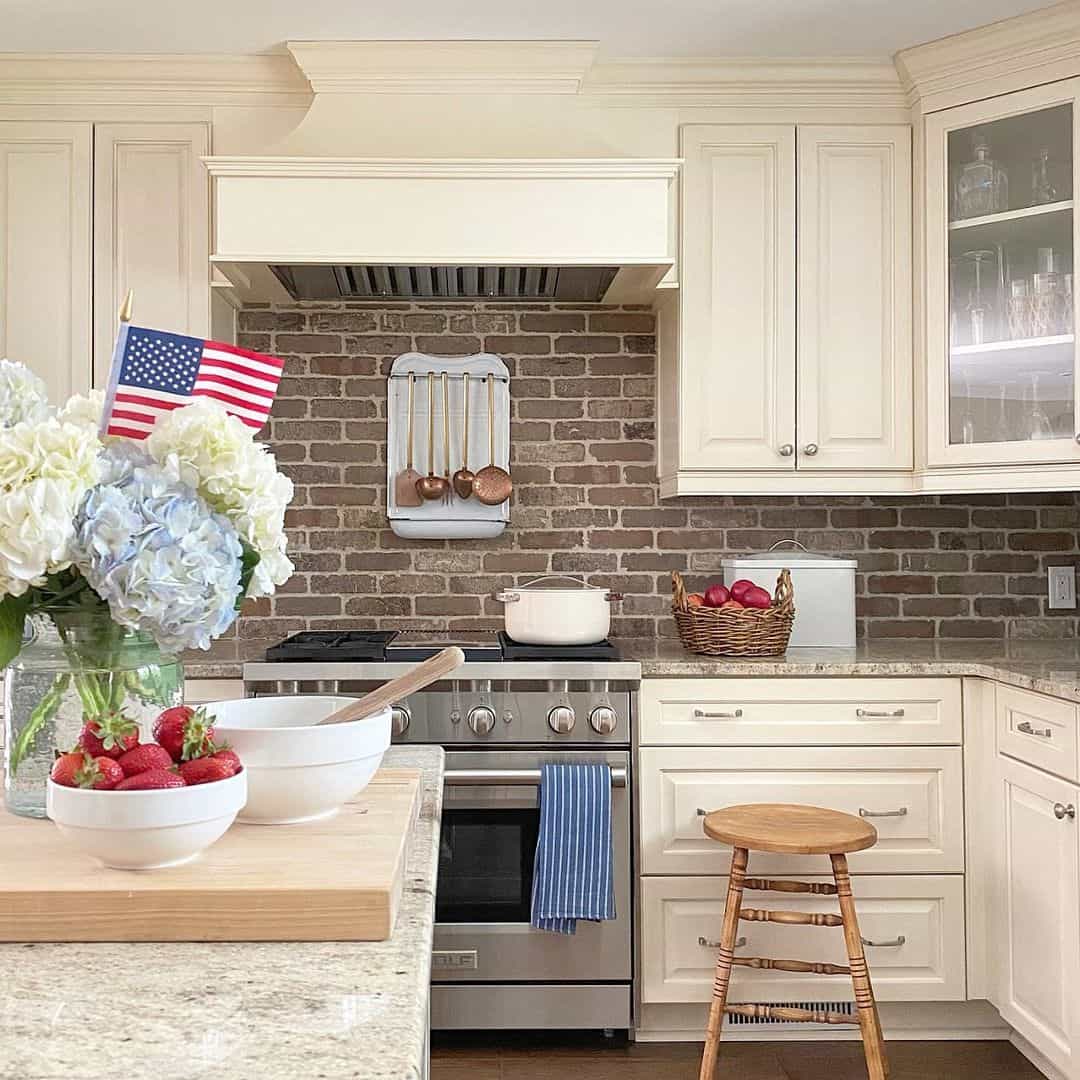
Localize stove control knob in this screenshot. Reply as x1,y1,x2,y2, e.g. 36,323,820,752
390,704,411,738
589,705,618,736
467,705,497,736
548,705,576,734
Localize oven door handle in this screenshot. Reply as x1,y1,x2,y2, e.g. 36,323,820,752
444,767,628,788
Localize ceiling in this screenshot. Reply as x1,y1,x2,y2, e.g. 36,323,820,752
0,0,1059,59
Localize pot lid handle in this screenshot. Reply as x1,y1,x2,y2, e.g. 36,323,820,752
767,538,809,553
515,574,600,591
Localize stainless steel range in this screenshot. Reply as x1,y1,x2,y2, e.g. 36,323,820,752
243,629,640,1035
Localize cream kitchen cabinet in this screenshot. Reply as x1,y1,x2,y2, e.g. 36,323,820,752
0,122,92,404
659,123,913,496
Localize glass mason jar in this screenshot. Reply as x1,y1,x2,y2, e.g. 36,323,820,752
3,612,183,818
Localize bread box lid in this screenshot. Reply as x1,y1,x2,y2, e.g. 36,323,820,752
722,540,856,571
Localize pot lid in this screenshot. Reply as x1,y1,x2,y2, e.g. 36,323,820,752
509,575,606,592
722,539,857,570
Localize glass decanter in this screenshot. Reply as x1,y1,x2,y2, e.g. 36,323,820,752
955,132,1009,219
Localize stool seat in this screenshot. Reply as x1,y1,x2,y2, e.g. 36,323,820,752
702,803,877,855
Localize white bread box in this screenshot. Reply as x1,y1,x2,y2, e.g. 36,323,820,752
722,541,856,648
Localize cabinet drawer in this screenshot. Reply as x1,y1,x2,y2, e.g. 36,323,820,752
639,746,964,875
640,677,961,746
997,685,1079,784
641,874,966,1003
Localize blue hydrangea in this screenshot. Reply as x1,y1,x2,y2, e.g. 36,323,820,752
72,448,243,652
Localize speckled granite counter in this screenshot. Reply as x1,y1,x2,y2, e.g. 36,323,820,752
0,745,443,1080
620,637,1080,703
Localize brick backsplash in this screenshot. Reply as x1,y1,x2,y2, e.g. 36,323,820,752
233,301,1080,643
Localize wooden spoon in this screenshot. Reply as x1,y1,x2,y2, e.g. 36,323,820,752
452,372,474,498
472,373,512,506
393,373,423,508
316,647,466,726
416,371,449,502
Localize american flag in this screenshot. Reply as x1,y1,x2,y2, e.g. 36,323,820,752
101,325,284,440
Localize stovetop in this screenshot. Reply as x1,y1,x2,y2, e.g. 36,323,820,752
264,628,622,664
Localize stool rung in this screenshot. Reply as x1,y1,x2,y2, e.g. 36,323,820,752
743,878,838,895
739,908,844,927
732,956,851,975
723,1003,859,1026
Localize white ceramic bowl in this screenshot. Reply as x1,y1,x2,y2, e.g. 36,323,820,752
204,696,391,825
46,770,247,870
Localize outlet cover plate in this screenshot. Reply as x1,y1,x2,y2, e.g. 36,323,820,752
1048,566,1077,610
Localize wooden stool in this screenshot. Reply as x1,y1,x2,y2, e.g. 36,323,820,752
698,803,888,1080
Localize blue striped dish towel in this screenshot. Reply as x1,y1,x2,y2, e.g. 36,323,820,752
530,762,616,935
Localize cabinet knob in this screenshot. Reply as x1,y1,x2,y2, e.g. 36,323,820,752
1075,434,1080,444
803,443,819,456
777,443,794,457
1054,802,1076,821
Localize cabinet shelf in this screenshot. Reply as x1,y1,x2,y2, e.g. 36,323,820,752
951,334,1075,356
949,200,1073,231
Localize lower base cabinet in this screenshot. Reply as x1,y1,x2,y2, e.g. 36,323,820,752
994,755,1080,1078
641,875,967,1005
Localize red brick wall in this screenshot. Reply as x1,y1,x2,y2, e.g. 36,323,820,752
233,301,1080,643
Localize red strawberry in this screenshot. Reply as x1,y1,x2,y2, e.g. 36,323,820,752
78,713,139,759
152,705,215,763
210,747,241,773
50,751,124,790
117,743,174,778
115,769,187,791
178,756,236,786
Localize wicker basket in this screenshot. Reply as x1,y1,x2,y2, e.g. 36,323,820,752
671,568,795,658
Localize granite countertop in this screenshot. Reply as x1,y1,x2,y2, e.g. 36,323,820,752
0,745,444,1080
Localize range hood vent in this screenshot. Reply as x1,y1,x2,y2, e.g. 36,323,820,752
270,264,619,303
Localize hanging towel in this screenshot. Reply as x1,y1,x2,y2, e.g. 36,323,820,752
530,762,616,935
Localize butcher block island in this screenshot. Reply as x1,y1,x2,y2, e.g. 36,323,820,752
0,746,444,1080
1,768,420,943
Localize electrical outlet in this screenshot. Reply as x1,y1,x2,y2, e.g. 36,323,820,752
1048,566,1077,610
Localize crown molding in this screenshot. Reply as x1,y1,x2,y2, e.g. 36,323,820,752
285,40,599,95
584,56,907,108
896,0,1080,114
0,53,311,105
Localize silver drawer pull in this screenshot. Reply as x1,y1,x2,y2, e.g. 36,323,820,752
859,807,908,819
1054,803,1076,821
699,935,746,949
861,935,905,948
697,808,709,817
855,708,905,718
1017,721,1053,739
693,708,743,719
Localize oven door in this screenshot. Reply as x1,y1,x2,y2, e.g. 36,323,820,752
433,748,631,983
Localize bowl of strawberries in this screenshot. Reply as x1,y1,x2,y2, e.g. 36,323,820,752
45,705,247,869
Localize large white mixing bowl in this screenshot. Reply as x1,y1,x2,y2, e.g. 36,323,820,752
204,696,391,824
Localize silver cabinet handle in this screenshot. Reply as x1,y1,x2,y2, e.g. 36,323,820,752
777,444,794,457
1018,720,1053,739
693,708,743,719
859,807,908,818
445,767,627,788
862,935,905,948
1054,803,1076,820
856,708,905,718
699,935,746,949
803,443,819,456
1075,434,1080,444
696,808,709,817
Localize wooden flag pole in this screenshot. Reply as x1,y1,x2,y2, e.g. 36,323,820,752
118,289,133,324
101,290,134,436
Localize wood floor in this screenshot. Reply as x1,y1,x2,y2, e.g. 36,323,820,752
431,1036,1046,1080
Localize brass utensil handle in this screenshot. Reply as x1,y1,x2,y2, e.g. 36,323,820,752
427,371,435,474
406,373,415,469
488,373,495,463
442,372,450,474
462,372,469,468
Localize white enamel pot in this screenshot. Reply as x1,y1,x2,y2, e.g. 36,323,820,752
493,575,623,646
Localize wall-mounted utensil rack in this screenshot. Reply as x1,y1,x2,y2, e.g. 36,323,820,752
387,352,510,539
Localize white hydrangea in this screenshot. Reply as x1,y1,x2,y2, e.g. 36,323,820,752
0,417,102,596
58,389,105,431
146,399,294,599
0,359,51,428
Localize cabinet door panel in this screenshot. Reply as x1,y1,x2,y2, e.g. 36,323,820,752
997,756,1079,1076
797,126,913,471
93,123,210,386
0,122,91,404
679,125,795,471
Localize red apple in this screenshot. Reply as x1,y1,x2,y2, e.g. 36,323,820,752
742,585,773,610
686,593,705,609
703,583,730,608
729,579,756,603
719,599,744,611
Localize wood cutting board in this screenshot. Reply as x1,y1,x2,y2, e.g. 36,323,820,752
0,767,421,943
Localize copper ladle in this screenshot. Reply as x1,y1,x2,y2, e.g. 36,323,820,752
452,372,475,499
416,371,449,502
472,373,512,506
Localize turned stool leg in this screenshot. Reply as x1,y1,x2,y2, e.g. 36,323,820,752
831,853,889,1080
699,846,748,1080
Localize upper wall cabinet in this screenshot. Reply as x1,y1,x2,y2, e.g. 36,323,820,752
923,79,1080,488
92,123,211,387
659,123,913,496
0,122,92,404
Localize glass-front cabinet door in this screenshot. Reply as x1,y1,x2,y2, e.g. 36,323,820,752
926,79,1080,469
